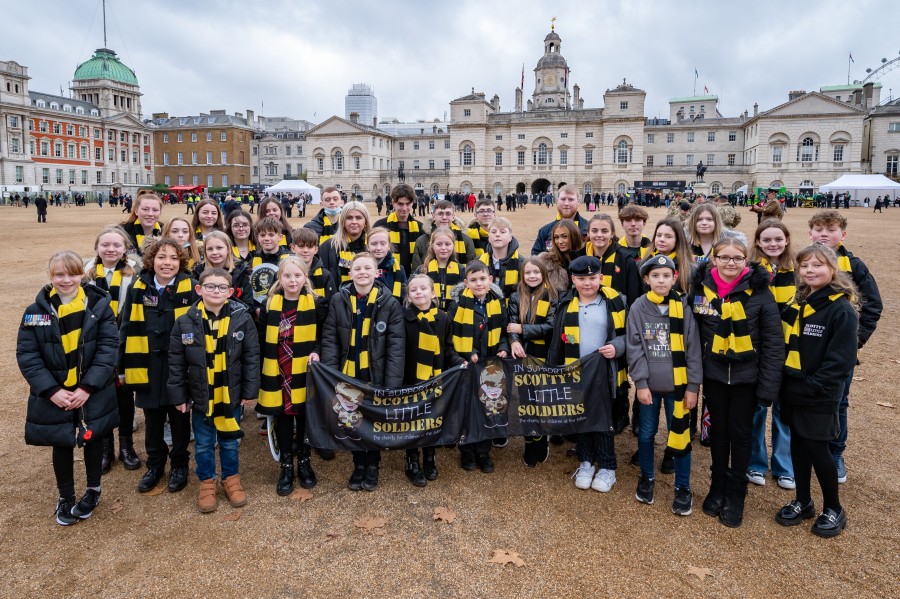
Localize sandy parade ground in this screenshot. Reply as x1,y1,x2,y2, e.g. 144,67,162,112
1,200,897,598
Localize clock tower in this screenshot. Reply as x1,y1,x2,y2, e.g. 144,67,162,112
531,27,569,111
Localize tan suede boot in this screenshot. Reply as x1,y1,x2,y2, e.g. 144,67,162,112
223,474,247,508
197,478,218,513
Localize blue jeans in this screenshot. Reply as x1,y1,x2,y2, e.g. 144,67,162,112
749,402,793,478
192,409,242,481
637,392,691,489
829,367,853,457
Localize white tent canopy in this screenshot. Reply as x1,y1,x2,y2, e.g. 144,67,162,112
735,184,749,195
819,174,900,200
263,179,321,203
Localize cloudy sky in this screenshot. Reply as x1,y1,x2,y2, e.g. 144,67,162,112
6,0,899,124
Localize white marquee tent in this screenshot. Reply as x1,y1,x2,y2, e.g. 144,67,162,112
263,179,321,203
819,174,900,201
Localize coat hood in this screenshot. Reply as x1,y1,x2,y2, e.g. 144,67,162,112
449,281,504,303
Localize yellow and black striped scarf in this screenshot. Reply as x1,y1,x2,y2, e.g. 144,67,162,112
377,254,404,299
650,249,677,261
93,260,126,317
232,239,256,260
478,248,519,303
122,276,194,387
449,224,468,265
647,290,691,456
199,302,242,439
427,260,461,310
561,288,627,385
585,242,619,288
523,295,551,350
258,291,319,411
134,222,162,254
413,308,442,381
835,244,853,274
49,286,86,389
783,289,845,375
319,214,337,245
308,260,330,298
451,287,503,356
344,288,378,381
386,212,422,258
703,283,755,361
468,224,489,257
251,248,290,270
759,257,796,309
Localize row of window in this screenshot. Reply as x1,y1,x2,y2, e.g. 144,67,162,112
646,154,733,167
647,131,738,144
459,143,597,167
21,138,149,163
162,151,233,166
27,167,151,186
255,164,305,177
23,119,149,145
257,145,304,156
30,98,100,117
396,160,448,170
162,131,228,143
398,140,447,151
163,175,229,187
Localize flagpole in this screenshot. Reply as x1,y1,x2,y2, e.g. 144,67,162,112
847,54,851,85
693,69,698,96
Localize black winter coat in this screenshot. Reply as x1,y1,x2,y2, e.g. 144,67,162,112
446,282,509,360
403,307,465,385
690,262,784,404
118,271,198,409
507,290,557,359
18,285,120,447
845,252,882,348
321,281,406,387
192,260,254,311
167,300,261,413
318,235,367,289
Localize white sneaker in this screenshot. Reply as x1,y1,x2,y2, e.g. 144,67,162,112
573,461,595,489
591,468,617,493
746,471,766,486
777,476,796,490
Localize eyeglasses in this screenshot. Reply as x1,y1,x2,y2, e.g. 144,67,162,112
201,284,231,292
232,222,250,229
476,209,494,215
715,256,746,264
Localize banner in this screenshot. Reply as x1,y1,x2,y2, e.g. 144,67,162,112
463,354,612,444
306,362,468,451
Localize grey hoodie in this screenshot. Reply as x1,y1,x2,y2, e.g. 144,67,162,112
626,294,703,394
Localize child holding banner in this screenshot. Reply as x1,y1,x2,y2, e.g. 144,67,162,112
448,260,509,473
547,255,626,493
402,274,465,486
626,255,703,515
507,256,558,466
321,252,405,492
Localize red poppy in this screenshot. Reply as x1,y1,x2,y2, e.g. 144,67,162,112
83,429,93,441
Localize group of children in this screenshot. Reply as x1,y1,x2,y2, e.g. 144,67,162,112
17,188,878,540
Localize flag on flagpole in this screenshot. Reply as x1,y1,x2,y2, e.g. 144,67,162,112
695,68,699,78
704,85,709,94
521,63,524,89
849,52,854,63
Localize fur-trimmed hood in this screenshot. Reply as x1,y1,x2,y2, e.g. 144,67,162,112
449,281,504,303
692,259,771,294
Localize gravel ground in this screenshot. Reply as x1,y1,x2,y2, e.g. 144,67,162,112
1,202,897,598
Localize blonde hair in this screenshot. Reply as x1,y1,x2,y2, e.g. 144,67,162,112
332,201,371,251
201,230,235,271
121,192,162,227
163,217,201,265
423,226,458,265
687,203,723,246
405,273,436,308
90,225,135,278
487,216,513,232
267,255,317,308
794,244,859,310
48,250,85,277
367,226,390,243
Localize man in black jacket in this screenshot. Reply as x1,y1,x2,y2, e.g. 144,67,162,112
531,185,589,255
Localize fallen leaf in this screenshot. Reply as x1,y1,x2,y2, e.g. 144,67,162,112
891,359,900,364
433,506,456,524
354,516,387,533
143,485,164,497
488,549,526,567
876,401,896,409
222,509,242,522
109,497,125,514
852,377,865,381
687,566,713,580
325,530,340,539
290,488,313,502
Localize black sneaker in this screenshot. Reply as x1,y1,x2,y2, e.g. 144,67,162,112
775,499,815,527
635,476,655,505
660,453,676,474
167,467,188,493
347,465,365,491
672,487,693,516
71,488,101,519
811,507,847,538
55,497,79,526
533,437,550,464
492,437,508,448
476,453,494,474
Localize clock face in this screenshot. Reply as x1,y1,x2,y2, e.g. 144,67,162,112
544,74,556,87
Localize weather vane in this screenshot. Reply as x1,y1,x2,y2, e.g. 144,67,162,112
551,17,557,31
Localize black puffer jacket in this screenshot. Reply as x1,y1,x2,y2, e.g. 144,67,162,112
403,306,465,385
192,260,254,311
167,300,261,412
321,281,406,387
18,285,120,447
690,262,784,404
507,290,557,359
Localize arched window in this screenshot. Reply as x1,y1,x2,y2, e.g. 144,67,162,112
431,184,440,196
799,137,818,162
462,144,473,166
710,182,721,194
333,150,343,171
462,182,472,194
800,179,814,188
537,143,548,165
617,183,626,194
584,183,593,195
616,140,629,164
494,182,503,195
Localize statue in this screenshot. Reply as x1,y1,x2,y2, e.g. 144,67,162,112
398,167,405,183
696,161,707,182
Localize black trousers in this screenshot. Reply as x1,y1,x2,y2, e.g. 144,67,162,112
53,441,103,500
352,450,381,466
274,410,306,460
105,386,135,442
458,440,491,458
576,432,617,469
704,379,757,480
143,406,191,470
791,427,841,511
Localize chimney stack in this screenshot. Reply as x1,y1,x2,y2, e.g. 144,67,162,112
515,88,523,113
573,84,580,109
246,109,254,124
753,102,759,116
349,111,359,123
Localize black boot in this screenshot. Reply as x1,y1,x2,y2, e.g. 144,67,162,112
719,471,748,528
422,448,438,481
101,437,115,474
702,472,727,517
276,455,295,496
297,447,317,489
362,464,379,491
405,454,427,487
118,436,142,471
348,464,366,491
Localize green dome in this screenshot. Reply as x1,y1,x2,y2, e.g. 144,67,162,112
73,48,138,86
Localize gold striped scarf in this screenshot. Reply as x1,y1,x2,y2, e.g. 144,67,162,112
835,244,853,274
93,260,126,317
585,242,619,288
343,288,378,381
413,308,443,381
199,302,242,438
449,224,468,265
478,248,519,304
468,224,489,257
232,240,256,260
377,254,404,299
386,212,422,258
135,223,162,254
561,288,627,385
427,259,461,311
451,287,503,356
759,257,796,309
49,286,86,388
703,283,756,361
647,290,691,456
783,290,844,374
319,214,337,245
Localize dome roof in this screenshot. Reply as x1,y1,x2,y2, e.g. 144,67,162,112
544,31,561,42
537,53,568,69
73,48,138,86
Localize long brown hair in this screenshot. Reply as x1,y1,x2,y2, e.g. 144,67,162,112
517,256,558,324
648,218,692,293
120,191,162,227
162,217,201,265
749,219,794,267
547,219,584,265
191,199,224,233
794,244,859,310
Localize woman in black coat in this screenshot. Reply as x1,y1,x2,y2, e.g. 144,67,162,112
321,253,405,492
690,238,784,528
17,252,119,525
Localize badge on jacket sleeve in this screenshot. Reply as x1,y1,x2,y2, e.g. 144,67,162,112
233,331,244,341
375,321,387,333
181,333,195,345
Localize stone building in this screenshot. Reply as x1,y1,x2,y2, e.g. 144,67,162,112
251,116,314,186
0,49,153,198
